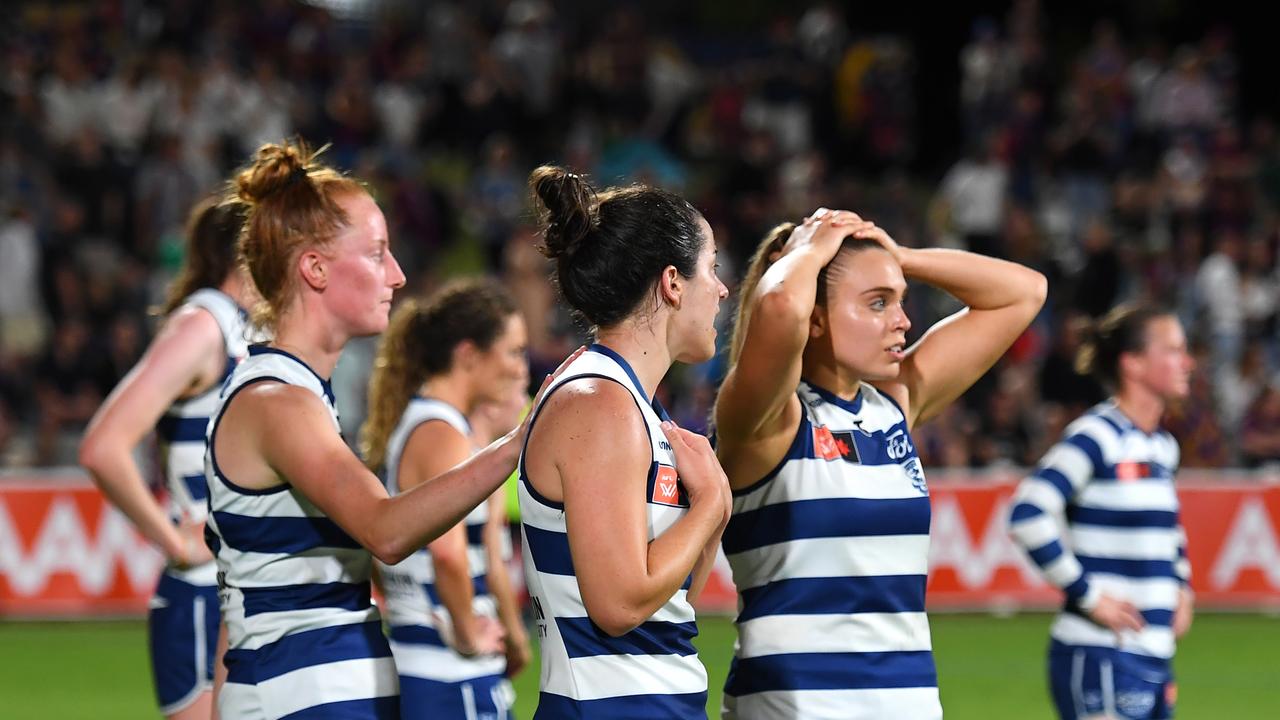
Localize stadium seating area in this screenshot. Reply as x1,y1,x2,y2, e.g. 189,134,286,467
1,0,1275,470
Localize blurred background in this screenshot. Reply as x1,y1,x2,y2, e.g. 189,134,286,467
0,0,1276,718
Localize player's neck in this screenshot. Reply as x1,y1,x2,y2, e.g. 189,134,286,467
801,352,861,400
420,375,476,416
593,326,671,403
270,311,346,380
1113,386,1164,433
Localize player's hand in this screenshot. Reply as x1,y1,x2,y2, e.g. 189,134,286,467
769,208,870,264
454,616,506,658
171,520,213,569
850,222,909,267
1173,587,1194,639
1088,594,1145,635
660,421,729,512
503,627,532,678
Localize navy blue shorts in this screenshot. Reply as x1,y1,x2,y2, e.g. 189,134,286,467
1048,641,1175,719
148,571,219,714
398,673,513,720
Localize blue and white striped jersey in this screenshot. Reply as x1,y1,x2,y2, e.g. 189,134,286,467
156,288,247,586
722,380,941,720
206,345,396,720
377,397,506,683
518,344,708,718
1009,400,1188,662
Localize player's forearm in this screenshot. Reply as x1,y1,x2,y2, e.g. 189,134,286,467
901,248,1047,312
433,555,480,646
379,437,520,561
486,557,525,642
1008,493,1092,601
81,442,185,558
639,498,724,609
686,527,725,603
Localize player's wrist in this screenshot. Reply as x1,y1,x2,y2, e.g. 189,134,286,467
1077,583,1102,613
452,617,481,656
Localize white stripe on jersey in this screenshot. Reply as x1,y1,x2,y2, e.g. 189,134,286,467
724,687,944,720
727,534,932,590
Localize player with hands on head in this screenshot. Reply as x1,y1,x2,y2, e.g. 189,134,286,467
716,207,1047,719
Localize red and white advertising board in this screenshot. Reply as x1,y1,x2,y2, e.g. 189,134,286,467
3,470,1278,617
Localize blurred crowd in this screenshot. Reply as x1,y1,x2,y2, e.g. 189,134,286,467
2,0,1278,472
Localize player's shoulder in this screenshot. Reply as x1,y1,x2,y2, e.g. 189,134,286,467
1063,406,1124,444
542,375,638,417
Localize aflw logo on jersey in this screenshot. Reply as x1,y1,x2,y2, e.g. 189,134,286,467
650,465,681,506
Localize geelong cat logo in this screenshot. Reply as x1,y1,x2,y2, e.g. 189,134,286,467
887,429,915,460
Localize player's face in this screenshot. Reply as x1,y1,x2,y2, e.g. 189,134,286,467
1131,315,1193,401
321,192,406,337
477,313,529,405
671,219,730,364
823,248,911,382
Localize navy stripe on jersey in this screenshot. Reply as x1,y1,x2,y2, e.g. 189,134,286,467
723,497,932,554
557,618,699,659
212,511,361,553
534,691,707,720
389,624,445,646
725,650,938,694
736,575,926,623
224,621,390,683
1066,506,1179,528
157,414,217,444
242,582,371,617
418,576,490,606
523,524,575,576
1078,556,1177,578
181,473,207,502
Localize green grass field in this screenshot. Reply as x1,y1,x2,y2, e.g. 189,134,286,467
1,613,1274,718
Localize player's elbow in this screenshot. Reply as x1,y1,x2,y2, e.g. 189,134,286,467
1021,269,1049,312
77,432,113,478
582,592,646,637
758,286,811,324
367,535,413,566
590,607,645,638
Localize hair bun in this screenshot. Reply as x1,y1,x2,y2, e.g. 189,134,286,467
529,165,597,260
235,141,313,204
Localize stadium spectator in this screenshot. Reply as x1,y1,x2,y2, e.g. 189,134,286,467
0,1,1275,471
